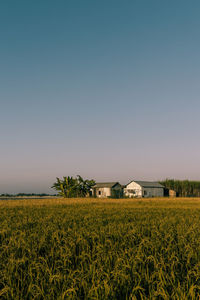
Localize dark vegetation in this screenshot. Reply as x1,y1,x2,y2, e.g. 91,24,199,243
0,193,54,198
160,179,200,197
52,175,95,197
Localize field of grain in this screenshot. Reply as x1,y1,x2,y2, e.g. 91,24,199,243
1,198,200,299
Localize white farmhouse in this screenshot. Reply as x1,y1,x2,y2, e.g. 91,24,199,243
92,182,122,198
124,181,164,198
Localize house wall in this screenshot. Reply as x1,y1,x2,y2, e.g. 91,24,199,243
94,184,122,198
124,182,164,197
142,187,164,197
95,187,111,198
124,182,142,197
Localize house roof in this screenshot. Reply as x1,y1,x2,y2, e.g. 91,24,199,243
126,181,164,188
93,182,121,188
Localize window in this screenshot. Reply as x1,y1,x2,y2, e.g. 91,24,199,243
128,189,136,194
98,191,101,195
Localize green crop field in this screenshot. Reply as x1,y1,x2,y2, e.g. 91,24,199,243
1,198,200,299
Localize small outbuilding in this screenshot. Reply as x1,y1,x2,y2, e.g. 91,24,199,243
169,189,177,197
124,180,164,198
164,188,177,197
92,182,122,198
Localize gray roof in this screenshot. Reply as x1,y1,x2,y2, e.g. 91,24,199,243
127,181,164,188
93,182,121,188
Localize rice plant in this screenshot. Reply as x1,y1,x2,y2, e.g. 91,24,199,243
0,198,200,299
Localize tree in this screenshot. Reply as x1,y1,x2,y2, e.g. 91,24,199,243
77,175,96,197
51,176,78,197
51,175,95,198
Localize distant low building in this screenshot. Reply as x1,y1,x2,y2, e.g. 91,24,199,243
169,189,177,197
164,188,177,197
92,182,122,198
165,188,178,198
124,181,164,198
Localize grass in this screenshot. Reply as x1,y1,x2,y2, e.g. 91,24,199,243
1,197,200,299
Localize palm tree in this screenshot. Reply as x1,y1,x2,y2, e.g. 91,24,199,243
77,175,95,197
51,176,78,197
52,175,95,198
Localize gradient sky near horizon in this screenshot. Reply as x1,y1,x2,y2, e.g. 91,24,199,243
1,0,200,193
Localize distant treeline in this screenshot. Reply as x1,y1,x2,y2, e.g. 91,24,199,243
160,179,200,197
0,193,55,197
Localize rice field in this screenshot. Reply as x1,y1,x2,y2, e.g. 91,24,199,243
1,197,200,299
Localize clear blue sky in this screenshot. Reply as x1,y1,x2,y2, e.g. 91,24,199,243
1,0,200,193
